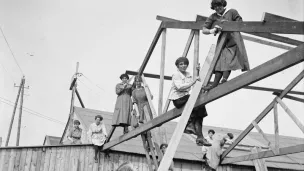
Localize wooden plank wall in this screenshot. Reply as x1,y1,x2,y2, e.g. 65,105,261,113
0,145,220,171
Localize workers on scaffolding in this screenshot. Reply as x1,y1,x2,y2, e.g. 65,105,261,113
63,119,82,145
169,57,211,147
201,0,250,91
112,73,133,134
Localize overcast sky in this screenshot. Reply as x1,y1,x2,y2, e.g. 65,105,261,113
0,0,303,146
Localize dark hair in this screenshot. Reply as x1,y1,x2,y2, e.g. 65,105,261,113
73,120,80,125
120,73,129,80
160,143,168,149
227,133,234,139
95,115,103,121
116,162,134,171
175,57,189,67
208,129,215,134
211,0,227,10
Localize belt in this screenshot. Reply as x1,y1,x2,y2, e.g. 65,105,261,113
72,137,81,140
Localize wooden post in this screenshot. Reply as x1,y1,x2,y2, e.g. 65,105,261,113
75,88,85,108
5,77,24,146
251,147,268,171
273,102,279,154
158,29,166,116
68,62,79,137
16,76,25,146
251,121,274,153
275,97,304,134
193,30,200,77
157,37,220,170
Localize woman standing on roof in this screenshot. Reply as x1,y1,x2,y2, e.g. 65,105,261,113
87,115,108,163
132,76,153,123
202,0,250,90
112,73,133,134
169,57,211,147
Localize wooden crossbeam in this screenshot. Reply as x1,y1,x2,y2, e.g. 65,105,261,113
275,97,304,134
251,147,268,171
141,134,154,171
221,66,304,160
158,33,221,171
157,15,297,50
221,144,304,164
273,102,280,155
273,92,304,103
126,70,304,96
158,29,166,116
103,44,304,151
161,21,304,34
138,23,164,76
262,12,297,22
251,121,276,154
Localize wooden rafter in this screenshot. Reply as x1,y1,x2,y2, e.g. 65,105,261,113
221,68,304,160
273,92,304,103
221,144,304,164
161,21,304,34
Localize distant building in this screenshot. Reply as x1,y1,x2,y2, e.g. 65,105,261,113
43,135,61,146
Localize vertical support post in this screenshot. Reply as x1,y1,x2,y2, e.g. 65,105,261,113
193,30,200,77
69,62,79,132
5,77,24,146
273,102,279,154
16,76,25,146
158,29,166,116
251,147,268,171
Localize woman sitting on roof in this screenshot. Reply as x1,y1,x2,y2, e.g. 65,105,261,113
202,0,250,91
132,76,153,123
112,73,133,134
169,57,211,147
63,119,82,145
87,115,108,163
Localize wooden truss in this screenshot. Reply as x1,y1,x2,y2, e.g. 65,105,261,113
95,12,304,171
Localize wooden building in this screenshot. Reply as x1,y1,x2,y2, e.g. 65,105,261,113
1,107,302,171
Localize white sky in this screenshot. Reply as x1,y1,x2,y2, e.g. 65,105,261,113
0,0,303,146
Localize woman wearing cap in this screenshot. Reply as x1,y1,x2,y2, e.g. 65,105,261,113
64,120,82,145
169,57,211,146
202,0,250,90
87,115,108,163
112,73,133,134
132,76,153,123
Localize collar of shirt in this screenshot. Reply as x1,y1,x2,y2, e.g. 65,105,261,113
176,69,191,79
215,8,230,17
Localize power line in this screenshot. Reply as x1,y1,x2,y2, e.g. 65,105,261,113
0,27,24,75
81,74,105,92
0,97,65,125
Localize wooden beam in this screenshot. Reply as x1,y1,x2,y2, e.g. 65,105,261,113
193,30,200,77
138,24,164,76
242,34,293,50
141,76,158,118
262,12,297,22
161,21,304,34
158,29,166,116
251,121,276,154
158,34,220,171
273,92,304,103
196,15,303,46
75,88,85,108
221,65,304,160
273,102,280,155
275,97,304,134
222,144,304,164
103,44,304,151
126,70,304,96
251,147,268,171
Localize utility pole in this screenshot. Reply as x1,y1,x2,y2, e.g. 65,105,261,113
5,76,24,147
16,76,25,146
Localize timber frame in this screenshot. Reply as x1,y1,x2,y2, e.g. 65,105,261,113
74,12,303,171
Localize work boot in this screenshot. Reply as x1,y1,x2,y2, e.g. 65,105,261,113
196,136,212,146
123,126,129,134
195,119,211,146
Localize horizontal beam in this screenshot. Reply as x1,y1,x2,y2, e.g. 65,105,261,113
273,92,304,103
157,15,295,50
221,144,304,164
125,70,304,96
103,44,304,151
161,21,304,34
262,12,297,22
138,24,164,76
195,15,304,46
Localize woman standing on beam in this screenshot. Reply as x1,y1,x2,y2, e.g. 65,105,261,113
169,57,211,146
112,73,133,134
202,0,250,90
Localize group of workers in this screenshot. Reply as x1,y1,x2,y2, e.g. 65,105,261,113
63,0,249,169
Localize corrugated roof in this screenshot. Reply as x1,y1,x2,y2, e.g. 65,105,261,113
73,107,304,170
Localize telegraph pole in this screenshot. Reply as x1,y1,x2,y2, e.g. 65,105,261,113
16,76,25,146
5,76,24,146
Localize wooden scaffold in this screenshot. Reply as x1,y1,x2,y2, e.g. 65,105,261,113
99,12,304,171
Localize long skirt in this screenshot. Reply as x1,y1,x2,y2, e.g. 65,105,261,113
112,93,132,126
